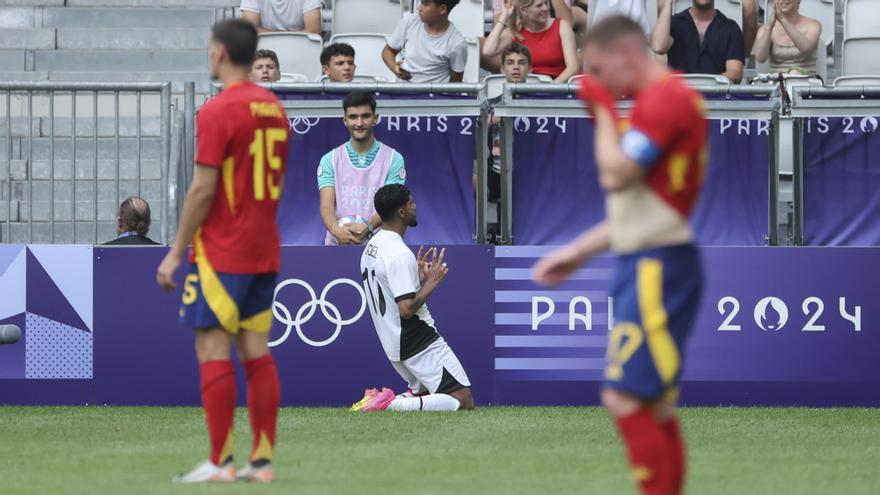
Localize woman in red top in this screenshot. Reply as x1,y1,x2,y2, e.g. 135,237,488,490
483,0,579,82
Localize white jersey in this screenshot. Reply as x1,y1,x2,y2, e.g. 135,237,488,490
360,229,438,362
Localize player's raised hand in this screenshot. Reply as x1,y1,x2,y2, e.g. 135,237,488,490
576,75,619,121
424,247,448,286
156,251,182,292
417,246,434,281
532,246,586,286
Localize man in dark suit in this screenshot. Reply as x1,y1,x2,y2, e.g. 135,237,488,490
102,196,162,246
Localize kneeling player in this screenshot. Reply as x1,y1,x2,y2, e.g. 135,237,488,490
353,184,475,412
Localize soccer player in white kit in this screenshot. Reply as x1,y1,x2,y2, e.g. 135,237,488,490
352,184,475,412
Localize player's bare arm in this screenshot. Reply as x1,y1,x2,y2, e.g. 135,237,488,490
398,248,447,319
533,221,611,286
156,164,219,291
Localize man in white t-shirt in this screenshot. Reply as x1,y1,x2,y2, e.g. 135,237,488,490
353,184,475,412
382,0,468,84
240,0,322,34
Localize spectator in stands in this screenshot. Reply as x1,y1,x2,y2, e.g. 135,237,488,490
494,0,588,32
102,197,161,246
240,0,322,34
651,0,745,83
250,49,282,82
592,0,651,35
753,0,822,76
474,43,533,201
483,0,580,83
318,92,406,245
742,0,758,56
383,0,468,83
321,43,357,82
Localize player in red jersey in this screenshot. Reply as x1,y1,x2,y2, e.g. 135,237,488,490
533,16,708,495
156,19,289,484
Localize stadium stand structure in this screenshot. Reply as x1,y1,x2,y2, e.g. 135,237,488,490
0,0,240,93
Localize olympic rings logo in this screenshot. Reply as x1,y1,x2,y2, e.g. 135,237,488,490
288,117,320,135
269,278,367,348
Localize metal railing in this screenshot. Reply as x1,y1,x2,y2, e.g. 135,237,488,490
0,82,173,245
5,80,878,247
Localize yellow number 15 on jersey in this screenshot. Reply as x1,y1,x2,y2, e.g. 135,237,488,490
250,127,287,201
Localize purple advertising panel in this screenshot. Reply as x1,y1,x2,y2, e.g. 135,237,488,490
2,245,493,406
3,244,880,407
0,245,94,405
495,246,880,406
278,102,477,246
511,119,769,246
803,116,880,246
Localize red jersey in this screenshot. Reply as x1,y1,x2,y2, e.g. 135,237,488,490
623,76,708,217
192,80,289,274
520,19,566,79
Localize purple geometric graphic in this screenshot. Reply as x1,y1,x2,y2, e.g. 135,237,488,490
0,312,26,379
26,249,89,333
25,313,92,379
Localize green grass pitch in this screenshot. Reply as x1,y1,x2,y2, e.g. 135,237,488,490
1,407,878,494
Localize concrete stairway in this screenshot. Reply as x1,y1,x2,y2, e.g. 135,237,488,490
0,0,239,93
0,1,237,244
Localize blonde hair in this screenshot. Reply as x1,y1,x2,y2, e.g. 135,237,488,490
506,0,542,41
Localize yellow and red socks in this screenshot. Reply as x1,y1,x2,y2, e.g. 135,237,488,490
662,417,686,495
244,354,280,465
199,359,236,466
615,408,675,495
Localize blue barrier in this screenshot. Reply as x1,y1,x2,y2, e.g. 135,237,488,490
511,118,770,246
803,116,880,246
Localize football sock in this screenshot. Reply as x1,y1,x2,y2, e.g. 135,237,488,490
199,359,236,466
387,393,461,411
244,354,280,465
615,407,674,495
662,417,686,494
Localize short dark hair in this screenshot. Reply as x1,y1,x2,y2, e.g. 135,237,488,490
211,19,258,67
502,42,532,66
583,15,648,48
375,184,412,222
425,0,461,14
320,43,356,66
253,49,280,69
118,196,151,236
342,91,377,113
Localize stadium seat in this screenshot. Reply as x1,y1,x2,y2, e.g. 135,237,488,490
328,33,397,82
449,0,487,38
463,37,481,83
674,0,742,28
843,0,880,39
841,38,880,77
833,75,880,87
484,73,552,99
257,32,323,81
279,73,310,82
331,0,404,35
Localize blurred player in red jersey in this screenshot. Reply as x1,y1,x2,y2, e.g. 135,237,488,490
156,19,289,484
533,16,708,495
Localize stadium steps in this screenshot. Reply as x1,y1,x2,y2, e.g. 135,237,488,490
0,2,227,94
